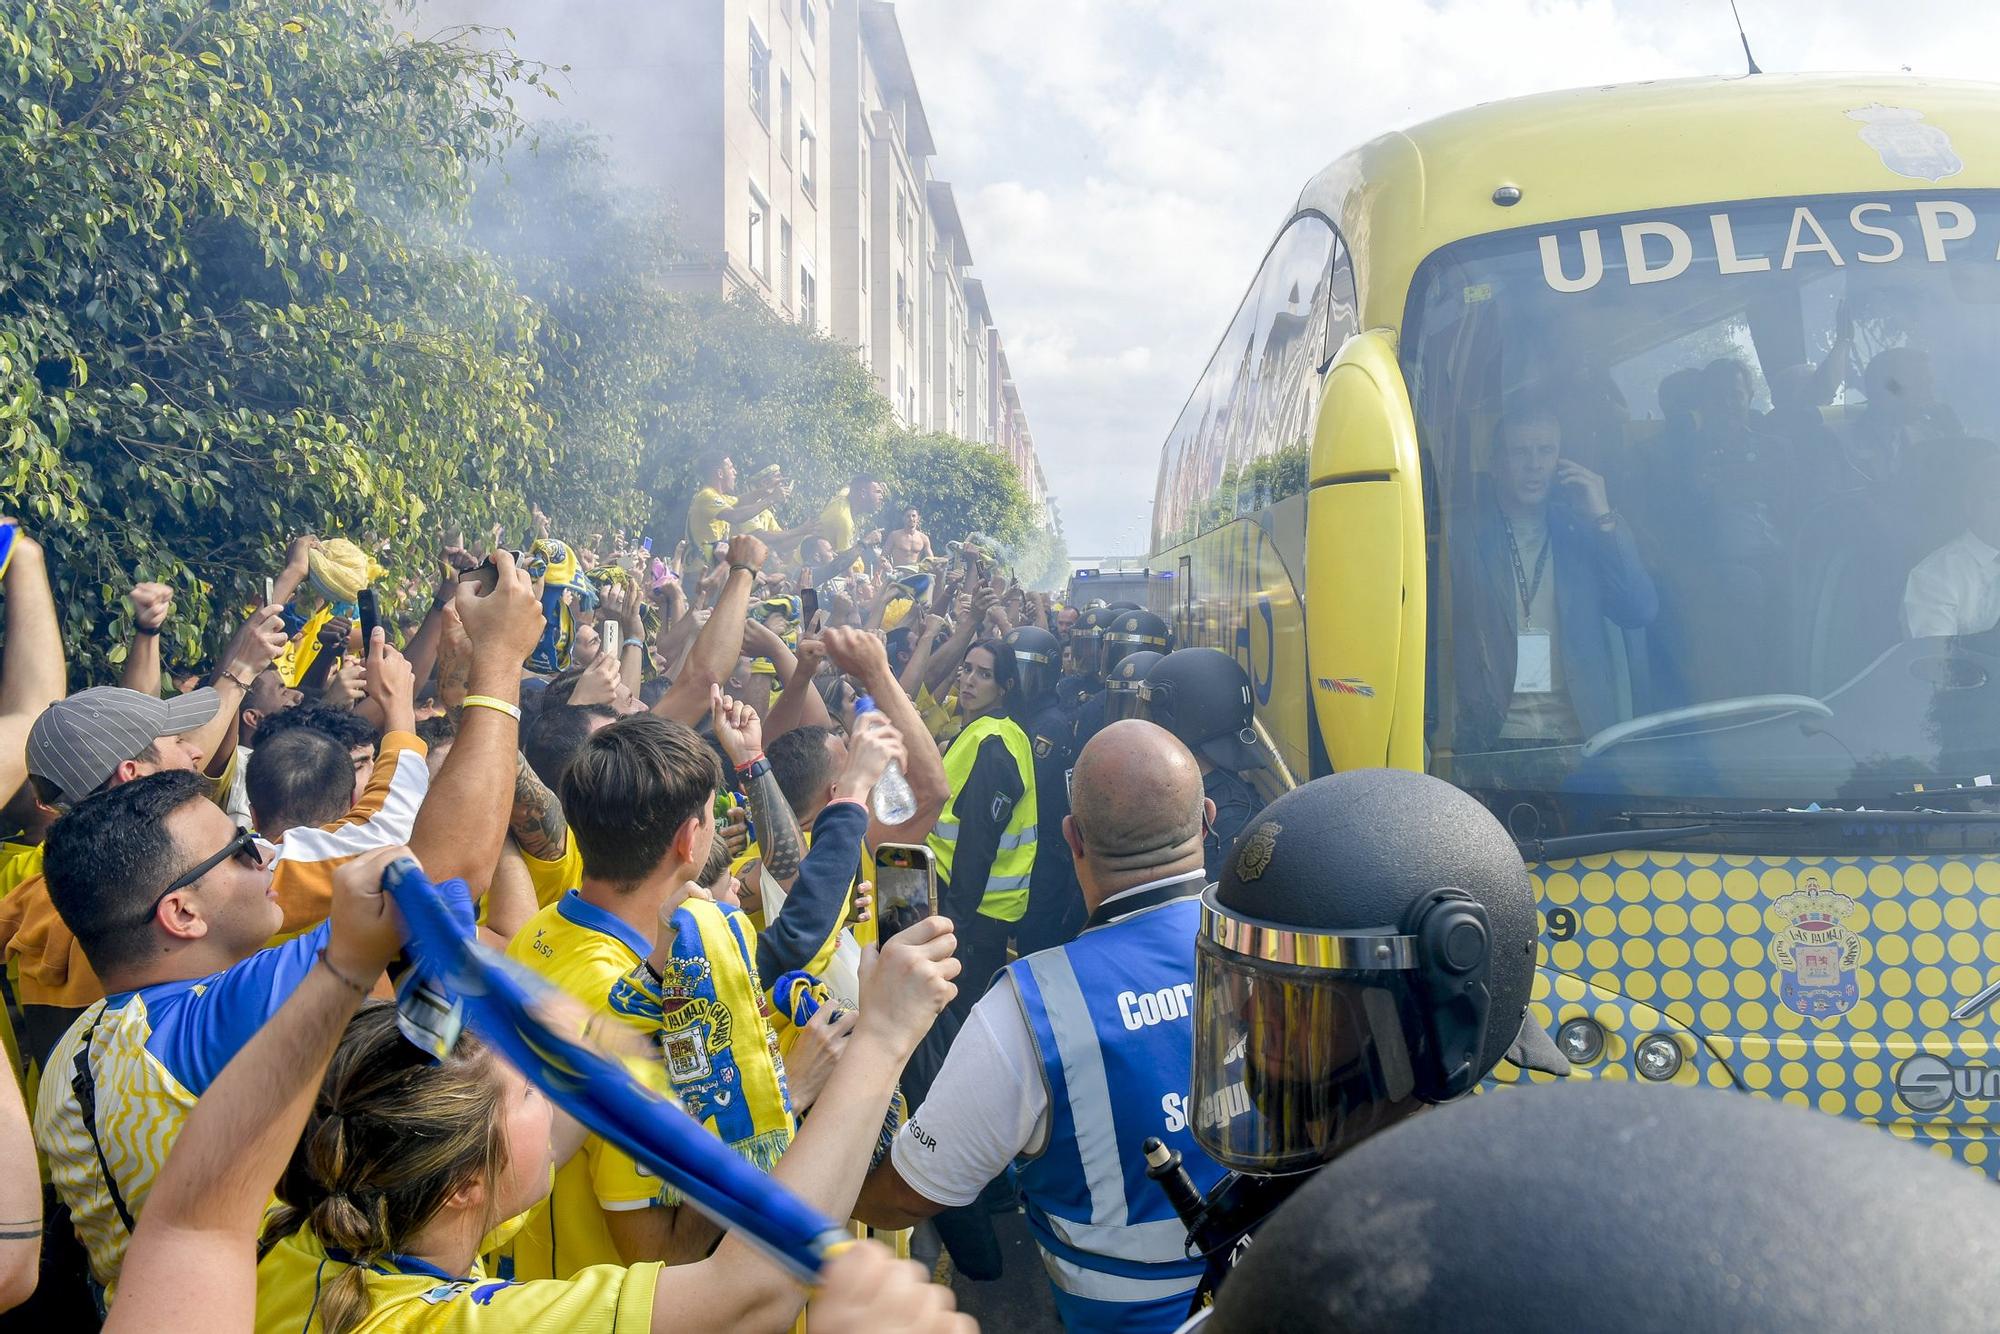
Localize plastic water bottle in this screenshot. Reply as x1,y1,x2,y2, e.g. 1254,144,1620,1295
852,693,917,823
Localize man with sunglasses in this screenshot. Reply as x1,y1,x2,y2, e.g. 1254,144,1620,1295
28,551,546,1304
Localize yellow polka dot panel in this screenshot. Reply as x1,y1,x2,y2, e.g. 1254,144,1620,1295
1493,853,2000,1176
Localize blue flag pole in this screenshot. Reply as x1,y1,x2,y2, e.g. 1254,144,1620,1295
382,856,847,1281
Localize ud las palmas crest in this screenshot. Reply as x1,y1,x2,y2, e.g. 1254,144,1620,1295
1768,873,1865,1023
1847,103,1963,182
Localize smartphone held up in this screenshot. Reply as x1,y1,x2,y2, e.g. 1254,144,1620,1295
872,843,937,942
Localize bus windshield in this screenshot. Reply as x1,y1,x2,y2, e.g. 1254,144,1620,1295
1404,190,2000,834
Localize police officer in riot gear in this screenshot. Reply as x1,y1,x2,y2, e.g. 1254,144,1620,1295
1104,649,1165,722
1139,649,1266,881
1200,1079,2000,1331
1149,767,1565,1305
1011,626,1086,952
1057,605,1119,712
1077,608,1173,752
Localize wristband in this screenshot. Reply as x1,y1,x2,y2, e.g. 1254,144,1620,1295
1595,510,1620,532
316,948,372,996
135,624,163,637
462,693,523,721
219,668,254,691
738,756,771,782
729,562,757,576
623,637,645,649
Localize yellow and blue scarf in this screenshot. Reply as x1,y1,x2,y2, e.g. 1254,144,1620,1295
642,899,794,1179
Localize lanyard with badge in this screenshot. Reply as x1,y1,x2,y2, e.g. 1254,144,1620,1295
1501,515,1552,694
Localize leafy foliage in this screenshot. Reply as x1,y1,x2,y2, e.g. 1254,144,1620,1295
0,12,1060,677
0,0,551,671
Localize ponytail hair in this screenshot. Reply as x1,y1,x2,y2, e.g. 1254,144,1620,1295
261,1005,509,1334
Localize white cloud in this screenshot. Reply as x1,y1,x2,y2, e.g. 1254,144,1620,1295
896,0,2000,551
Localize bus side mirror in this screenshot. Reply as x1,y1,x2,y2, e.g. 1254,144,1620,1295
1306,330,1427,771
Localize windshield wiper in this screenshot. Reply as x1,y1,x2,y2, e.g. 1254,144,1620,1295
1516,823,1719,861
1517,805,2000,861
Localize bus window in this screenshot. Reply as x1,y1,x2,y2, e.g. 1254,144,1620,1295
1152,214,1353,549
1404,190,2000,832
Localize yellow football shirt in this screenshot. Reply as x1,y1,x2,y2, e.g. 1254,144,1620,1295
816,494,855,551
687,486,735,547
256,1227,661,1333
499,892,666,1280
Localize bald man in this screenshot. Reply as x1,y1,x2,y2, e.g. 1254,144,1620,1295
857,720,1228,1333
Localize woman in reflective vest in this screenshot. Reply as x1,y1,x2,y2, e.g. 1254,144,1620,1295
923,639,1038,1037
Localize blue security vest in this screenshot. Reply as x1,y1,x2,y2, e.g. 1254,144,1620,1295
1005,881,1226,1333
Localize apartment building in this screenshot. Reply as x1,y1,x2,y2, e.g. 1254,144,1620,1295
416,0,1049,505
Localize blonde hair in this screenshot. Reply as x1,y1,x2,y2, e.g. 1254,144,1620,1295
261,1005,509,1334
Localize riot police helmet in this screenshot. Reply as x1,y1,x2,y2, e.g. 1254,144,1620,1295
1205,1080,2000,1332
1192,769,1536,1176
1139,648,1262,772
1104,650,1164,722
1003,626,1063,708
1070,606,1118,681
1101,608,1174,680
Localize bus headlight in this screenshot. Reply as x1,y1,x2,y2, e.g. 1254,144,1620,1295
1635,1033,1684,1082
1556,1016,1606,1066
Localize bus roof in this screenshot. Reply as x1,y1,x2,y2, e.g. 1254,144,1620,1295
1300,73,2000,328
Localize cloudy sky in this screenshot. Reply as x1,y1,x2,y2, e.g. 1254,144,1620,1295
889,0,2000,553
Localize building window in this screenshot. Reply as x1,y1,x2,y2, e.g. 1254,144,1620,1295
895,272,908,332
859,233,867,289
800,261,818,327
799,0,817,64
748,22,770,126
780,217,793,304
896,188,909,245
859,143,869,197
799,117,817,200
779,73,792,161
748,182,769,279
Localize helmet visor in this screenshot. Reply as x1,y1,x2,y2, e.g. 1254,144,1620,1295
1192,919,1426,1175
1106,679,1146,722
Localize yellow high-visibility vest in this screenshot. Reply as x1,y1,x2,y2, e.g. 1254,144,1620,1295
927,714,1038,923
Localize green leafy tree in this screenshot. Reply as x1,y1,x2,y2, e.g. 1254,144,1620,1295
878,429,1033,550
0,0,551,671
642,294,891,547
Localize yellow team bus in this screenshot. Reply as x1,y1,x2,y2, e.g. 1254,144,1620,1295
1150,73,2000,1169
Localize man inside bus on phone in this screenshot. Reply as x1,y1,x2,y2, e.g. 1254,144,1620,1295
1450,403,1657,755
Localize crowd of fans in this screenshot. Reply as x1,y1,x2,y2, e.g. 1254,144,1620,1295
0,448,1263,1333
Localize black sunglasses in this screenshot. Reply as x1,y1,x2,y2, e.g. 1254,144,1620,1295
138,828,264,927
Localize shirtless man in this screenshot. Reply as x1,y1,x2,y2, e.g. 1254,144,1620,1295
881,507,934,567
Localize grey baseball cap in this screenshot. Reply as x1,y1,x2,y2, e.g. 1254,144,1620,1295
27,686,221,806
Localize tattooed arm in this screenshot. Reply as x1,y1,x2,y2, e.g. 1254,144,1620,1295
511,752,569,863
709,686,806,885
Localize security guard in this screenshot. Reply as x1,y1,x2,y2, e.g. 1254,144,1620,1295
1011,626,1086,955
919,636,1039,1053
1201,1079,2000,1330
1138,649,1265,881
1150,768,1566,1304
1076,608,1173,753
858,720,1228,1332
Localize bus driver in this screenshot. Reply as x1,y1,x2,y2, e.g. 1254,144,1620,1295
1449,405,1658,754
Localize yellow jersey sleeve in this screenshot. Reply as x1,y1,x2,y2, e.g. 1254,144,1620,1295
519,840,583,910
